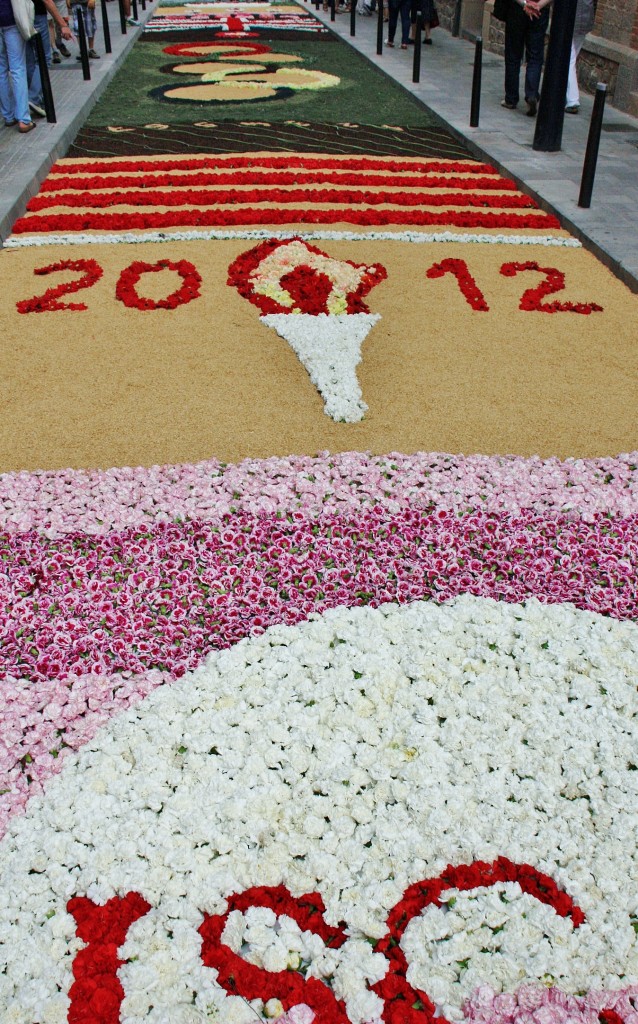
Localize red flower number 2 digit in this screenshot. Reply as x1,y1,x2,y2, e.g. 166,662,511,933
16,258,104,314
500,261,603,314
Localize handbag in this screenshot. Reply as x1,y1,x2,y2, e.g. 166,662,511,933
10,0,35,39
492,0,510,20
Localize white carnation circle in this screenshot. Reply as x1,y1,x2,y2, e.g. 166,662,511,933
1,595,638,1024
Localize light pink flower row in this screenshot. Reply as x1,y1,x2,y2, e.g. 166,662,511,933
464,983,638,1024
0,451,637,537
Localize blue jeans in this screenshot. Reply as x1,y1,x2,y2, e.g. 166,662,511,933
388,0,411,43
27,12,51,107
504,4,549,106
0,24,30,125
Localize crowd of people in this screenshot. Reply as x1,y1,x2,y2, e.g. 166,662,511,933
1,0,598,136
0,0,139,133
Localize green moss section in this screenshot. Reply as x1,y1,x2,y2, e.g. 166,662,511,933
84,37,437,127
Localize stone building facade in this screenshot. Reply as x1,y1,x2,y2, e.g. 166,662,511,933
435,0,638,114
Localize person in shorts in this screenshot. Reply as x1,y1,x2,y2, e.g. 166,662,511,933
67,0,99,58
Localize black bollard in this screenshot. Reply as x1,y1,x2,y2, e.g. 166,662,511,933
76,9,91,80
376,0,383,54
141,0,146,10
578,83,607,208
131,0,138,20
100,0,112,53
412,13,422,83
330,0,335,21
118,0,127,33
533,0,577,151
451,0,461,36
469,35,482,127
350,0,356,34
32,31,56,122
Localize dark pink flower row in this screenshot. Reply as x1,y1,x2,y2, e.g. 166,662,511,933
1,506,635,683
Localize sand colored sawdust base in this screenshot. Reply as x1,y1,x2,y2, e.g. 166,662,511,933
0,237,636,473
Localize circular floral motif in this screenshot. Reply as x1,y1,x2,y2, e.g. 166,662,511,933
1,596,637,1023
115,259,202,311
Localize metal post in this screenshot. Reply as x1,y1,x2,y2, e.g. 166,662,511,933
118,0,127,33
412,12,422,83
32,31,56,122
376,0,383,53
451,0,461,37
469,34,482,127
76,8,91,80
100,0,112,53
330,0,335,21
578,83,607,208
141,0,146,11
350,0,356,34
533,0,577,151
132,0,138,19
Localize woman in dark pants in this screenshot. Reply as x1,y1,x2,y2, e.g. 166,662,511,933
502,0,551,116
409,0,435,44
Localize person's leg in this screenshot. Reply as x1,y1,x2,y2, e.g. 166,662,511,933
399,0,411,42
387,0,400,42
0,29,15,124
27,12,51,106
4,25,31,125
566,30,585,108
523,6,549,104
503,5,526,107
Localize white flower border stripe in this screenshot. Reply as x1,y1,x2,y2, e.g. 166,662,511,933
4,230,582,248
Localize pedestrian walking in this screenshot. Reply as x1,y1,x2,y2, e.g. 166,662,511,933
500,0,552,116
68,0,100,59
26,0,74,117
566,0,596,113
0,0,34,131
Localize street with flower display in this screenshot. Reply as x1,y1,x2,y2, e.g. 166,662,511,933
0,2,637,1023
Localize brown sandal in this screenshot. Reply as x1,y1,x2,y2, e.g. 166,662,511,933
18,121,35,133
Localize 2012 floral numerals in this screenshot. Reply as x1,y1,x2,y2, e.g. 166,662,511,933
16,256,603,316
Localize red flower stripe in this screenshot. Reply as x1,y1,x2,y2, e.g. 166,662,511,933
500,261,604,314
199,885,350,1023
67,892,151,1024
40,172,517,192
13,208,560,233
50,156,497,176
372,858,585,1024
27,187,538,212
115,258,202,310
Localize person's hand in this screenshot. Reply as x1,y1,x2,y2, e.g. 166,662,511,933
60,23,74,38
524,0,540,15
87,0,95,8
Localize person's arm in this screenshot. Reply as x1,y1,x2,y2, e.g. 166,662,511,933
44,0,74,37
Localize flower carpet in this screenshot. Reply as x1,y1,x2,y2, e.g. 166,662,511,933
1,2,638,1023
